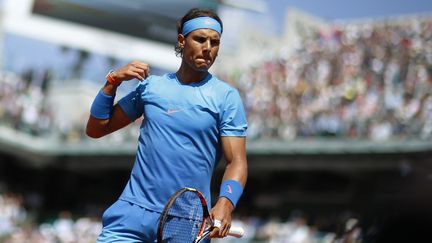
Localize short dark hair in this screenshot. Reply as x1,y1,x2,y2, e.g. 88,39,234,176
174,8,223,57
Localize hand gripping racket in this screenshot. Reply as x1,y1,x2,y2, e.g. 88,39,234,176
157,187,244,243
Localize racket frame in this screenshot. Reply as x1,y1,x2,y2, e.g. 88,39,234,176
157,187,244,242
157,187,212,243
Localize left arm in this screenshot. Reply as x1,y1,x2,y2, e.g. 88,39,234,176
210,136,247,238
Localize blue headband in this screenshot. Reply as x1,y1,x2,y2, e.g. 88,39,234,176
182,17,222,36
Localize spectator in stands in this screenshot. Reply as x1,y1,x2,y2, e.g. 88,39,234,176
86,8,248,242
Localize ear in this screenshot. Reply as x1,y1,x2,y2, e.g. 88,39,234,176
177,34,185,49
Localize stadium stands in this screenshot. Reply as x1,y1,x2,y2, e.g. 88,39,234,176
0,190,360,243
222,15,432,141
0,191,102,242
1,16,431,148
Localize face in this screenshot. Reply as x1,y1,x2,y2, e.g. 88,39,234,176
178,28,221,72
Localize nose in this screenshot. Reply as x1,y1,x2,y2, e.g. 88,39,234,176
202,39,211,52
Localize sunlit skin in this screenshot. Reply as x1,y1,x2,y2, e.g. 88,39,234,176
176,28,220,84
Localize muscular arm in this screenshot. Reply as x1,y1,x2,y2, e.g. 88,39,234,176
86,61,150,138
210,136,247,238
86,83,132,138
220,136,247,187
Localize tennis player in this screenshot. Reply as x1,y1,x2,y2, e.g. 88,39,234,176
86,8,248,242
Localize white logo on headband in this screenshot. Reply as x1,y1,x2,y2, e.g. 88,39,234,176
204,19,215,25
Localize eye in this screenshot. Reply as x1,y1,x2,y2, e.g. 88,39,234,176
211,39,220,46
194,36,207,43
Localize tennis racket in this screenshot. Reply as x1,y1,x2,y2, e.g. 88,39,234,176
157,187,244,243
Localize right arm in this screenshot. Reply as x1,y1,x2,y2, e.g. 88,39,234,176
86,61,150,138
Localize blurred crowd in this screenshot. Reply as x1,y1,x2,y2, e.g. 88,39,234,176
214,216,362,243
1,16,432,143
0,191,362,243
0,71,53,137
224,16,432,141
0,192,101,243
0,71,140,144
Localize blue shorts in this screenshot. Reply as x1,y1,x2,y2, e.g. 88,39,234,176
97,199,160,243
97,199,211,243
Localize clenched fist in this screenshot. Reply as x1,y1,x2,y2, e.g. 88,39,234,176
111,61,151,83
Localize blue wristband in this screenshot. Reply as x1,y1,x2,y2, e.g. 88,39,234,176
90,90,115,119
219,179,243,207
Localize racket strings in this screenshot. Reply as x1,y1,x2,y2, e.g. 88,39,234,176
161,191,205,242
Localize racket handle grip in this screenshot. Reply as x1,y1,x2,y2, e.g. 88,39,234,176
228,226,244,238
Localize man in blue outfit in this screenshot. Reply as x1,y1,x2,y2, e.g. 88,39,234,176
86,8,248,242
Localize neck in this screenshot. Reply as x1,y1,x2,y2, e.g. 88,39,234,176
176,62,209,85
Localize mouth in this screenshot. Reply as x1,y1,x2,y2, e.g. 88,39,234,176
196,58,212,67
197,56,208,60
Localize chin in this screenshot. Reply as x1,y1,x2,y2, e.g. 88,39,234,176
195,65,211,72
